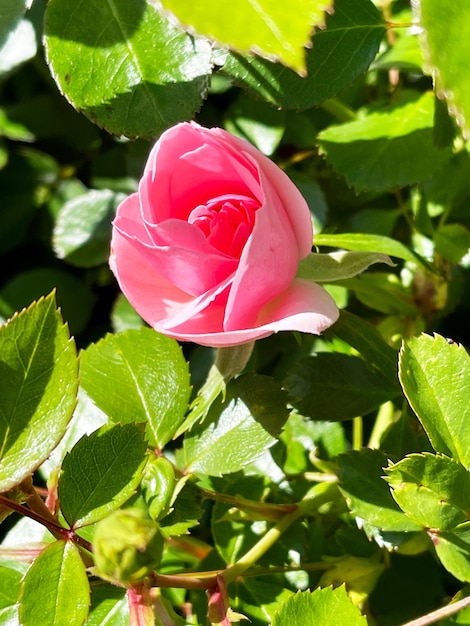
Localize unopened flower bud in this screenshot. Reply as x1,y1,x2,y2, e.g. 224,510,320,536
93,508,163,584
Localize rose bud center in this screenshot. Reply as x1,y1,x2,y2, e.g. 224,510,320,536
188,194,260,258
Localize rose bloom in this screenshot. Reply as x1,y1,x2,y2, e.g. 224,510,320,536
110,122,339,347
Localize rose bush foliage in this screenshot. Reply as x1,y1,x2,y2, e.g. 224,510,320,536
110,122,338,347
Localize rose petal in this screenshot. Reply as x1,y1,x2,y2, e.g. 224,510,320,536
223,171,300,330
212,127,314,257
140,123,262,224
159,279,339,347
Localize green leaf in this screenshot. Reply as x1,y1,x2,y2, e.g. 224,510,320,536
58,423,148,527
419,0,470,139
0,0,29,46
159,479,202,537
433,522,470,582
156,0,333,75
19,541,90,626
313,232,431,269
80,328,191,449
220,0,385,108
386,453,470,530
53,190,125,268
183,374,289,476
337,449,421,532
296,250,393,283
44,0,212,138
111,295,145,333
434,223,470,264
0,564,22,610
0,293,78,492
318,92,452,191
284,353,399,422
324,310,399,388
272,586,367,626
339,273,419,316
87,583,129,626
399,333,470,468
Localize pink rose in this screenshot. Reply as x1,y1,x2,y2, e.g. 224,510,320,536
109,122,338,347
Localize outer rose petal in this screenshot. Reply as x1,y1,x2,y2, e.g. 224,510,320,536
157,279,339,347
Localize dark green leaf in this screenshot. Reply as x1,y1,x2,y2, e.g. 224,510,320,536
19,541,90,626
318,92,452,191
53,189,125,268
0,293,78,492
80,328,191,449
386,453,470,530
337,449,421,532
183,374,289,476
86,583,129,626
0,268,96,336
58,423,148,527
272,586,367,626
434,223,470,264
221,0,385,109
44,0,212,138
399,333,470,467
284,353,399,421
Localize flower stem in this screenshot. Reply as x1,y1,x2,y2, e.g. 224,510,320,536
400,595,470,626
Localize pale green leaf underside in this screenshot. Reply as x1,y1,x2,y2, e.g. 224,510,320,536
44,0,212,138
0,293,78,492
19,541,90,626
296,250,393,282
0,0,29,46
419,0,470,138
156,0,333,74
399,333,470,469
318,92,452,191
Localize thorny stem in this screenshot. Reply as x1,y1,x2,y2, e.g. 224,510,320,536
400,594,470,626
0,493,93,555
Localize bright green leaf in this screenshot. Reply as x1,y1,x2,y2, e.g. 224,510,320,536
53,190,125,268
272,586,367,626
433,522,470,582
419,0,470,138
296,250,393,283
87,583,129,626
19,541,90,626
0,293,78,492
0,565,22,610
318,92,452,191
80,328,191,449
386,453,470,530
58,423,148,527
44,0,212,138
313,232,430,269
155,0,333,75
183,374,289,476
284,353,399,422
399,333,470,468
337,449,421,532
220,0,385,108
